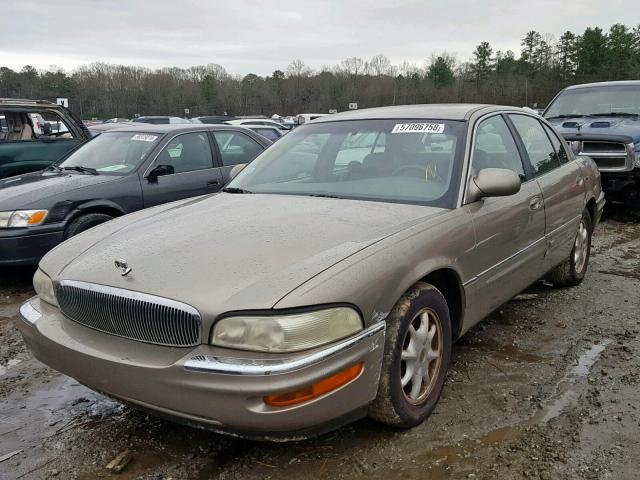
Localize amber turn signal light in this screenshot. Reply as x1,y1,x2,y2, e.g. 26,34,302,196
264,363,363,407
27,210,48,225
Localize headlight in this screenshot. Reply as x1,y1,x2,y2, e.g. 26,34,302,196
635,152,640,168
211,307,363,353
0,210,48,228
33,268,58,306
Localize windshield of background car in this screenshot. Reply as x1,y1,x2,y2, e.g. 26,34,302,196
58,131,160,174
544,85,640,118
228,119,465,207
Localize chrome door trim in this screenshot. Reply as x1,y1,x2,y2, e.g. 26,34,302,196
462,236,546,287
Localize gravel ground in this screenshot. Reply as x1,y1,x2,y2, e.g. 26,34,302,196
0,206,638,480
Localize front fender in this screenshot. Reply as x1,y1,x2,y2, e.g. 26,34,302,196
274,210,473,329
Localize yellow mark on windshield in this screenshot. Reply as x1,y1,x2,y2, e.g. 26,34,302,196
425,163,438,186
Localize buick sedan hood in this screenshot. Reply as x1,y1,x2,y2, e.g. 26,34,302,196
44,193,444,316
0,171,122,210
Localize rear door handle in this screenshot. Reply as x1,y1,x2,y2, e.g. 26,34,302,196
529,196,543,211
207,180,220,187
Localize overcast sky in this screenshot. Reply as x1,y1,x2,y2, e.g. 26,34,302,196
1,0,634,76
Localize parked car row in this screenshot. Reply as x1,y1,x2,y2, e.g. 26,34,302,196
14,103,604,441
0,124,271,265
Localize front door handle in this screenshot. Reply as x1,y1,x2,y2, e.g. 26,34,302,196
529,196,543,211
207,180,220,188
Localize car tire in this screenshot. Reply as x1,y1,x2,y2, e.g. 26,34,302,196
369,282,452,428
547,208,593,287
64,213,113,239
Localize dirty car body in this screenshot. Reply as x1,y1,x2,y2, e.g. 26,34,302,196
17,104,604,440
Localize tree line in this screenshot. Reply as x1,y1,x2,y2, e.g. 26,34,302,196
1,23,639,119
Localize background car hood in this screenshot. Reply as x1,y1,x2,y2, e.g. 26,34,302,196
0,171,123,210
44,193,444,317
547,116,640,151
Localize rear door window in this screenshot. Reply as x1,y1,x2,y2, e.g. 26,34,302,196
542,123,569,164
509,114,560,176
213,131,264,166
155,132,214,173
253,128,280,142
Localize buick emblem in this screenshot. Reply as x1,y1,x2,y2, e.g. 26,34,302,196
114,259,132,276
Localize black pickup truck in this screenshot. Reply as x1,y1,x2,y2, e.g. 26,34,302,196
0,98,91,179
544,81,640,202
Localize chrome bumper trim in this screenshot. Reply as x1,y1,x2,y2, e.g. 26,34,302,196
19,298,42,324
184,321,386,376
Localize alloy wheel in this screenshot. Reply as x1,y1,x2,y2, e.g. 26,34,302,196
400,308,443,405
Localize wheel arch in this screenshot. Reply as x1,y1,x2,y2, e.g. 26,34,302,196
417,267,465,341
66,200,127,225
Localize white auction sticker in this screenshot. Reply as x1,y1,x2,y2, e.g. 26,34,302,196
391,123,445,134
131,134,158,142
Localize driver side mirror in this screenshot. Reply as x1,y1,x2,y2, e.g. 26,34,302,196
147,164,175,181
42,122,52,135
467,168,521,203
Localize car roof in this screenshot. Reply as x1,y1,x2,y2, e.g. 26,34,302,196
243,125,281,129
104,124,255,134
228,118,275,122
310,104,520,122
564,80,640,90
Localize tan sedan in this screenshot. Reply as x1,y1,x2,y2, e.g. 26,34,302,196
18,105,605,440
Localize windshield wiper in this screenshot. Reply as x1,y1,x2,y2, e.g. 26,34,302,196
45,164,63,173
307,193,341,199
62,166,99,175
222,187,253,194
587,112,639,118
545,114,587,120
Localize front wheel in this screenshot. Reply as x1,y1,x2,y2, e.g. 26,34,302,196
369,282,452,428
64,213,114,239
547,208,592,287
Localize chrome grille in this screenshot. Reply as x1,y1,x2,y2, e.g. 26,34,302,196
578,140,633,172
57,280,201,347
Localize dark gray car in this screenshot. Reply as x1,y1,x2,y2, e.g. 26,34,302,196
0,124,270,265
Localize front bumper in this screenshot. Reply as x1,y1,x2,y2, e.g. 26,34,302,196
0,228,64,266
600,169,640,194
17,297,385,440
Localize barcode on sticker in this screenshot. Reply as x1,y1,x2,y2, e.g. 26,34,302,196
391,123,445,134
131,134,158,142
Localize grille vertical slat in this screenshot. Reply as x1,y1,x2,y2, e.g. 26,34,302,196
56,281,201,347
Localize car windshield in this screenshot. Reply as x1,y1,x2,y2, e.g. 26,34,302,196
58,131,160,175
228,119,465,207
545,85,640,118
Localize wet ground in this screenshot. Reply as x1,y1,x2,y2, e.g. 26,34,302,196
1,206,639,480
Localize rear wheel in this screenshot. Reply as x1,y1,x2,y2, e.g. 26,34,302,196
369,282,452,428
547,208,592,287
64,213,113,239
